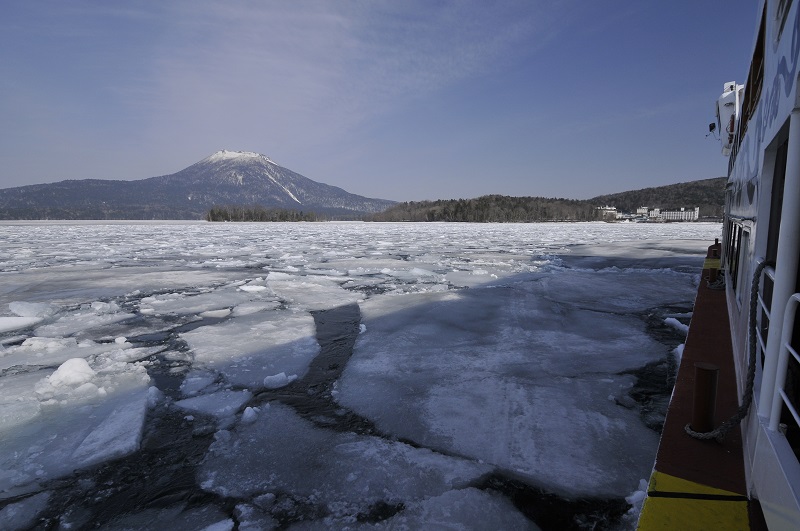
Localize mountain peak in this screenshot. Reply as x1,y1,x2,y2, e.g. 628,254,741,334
206,150,274,164
0,150,396,219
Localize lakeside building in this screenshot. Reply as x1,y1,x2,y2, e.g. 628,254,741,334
657,207,700,221
610,206,702,222
596,205,618,220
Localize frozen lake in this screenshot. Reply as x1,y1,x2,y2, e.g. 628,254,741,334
0,221,721,530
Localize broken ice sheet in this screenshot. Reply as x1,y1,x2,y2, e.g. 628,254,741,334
0,387,151,496
0,355,151,496
33,301,135,338
265,272,360,311
138,283,275,317
289,488,539,530
0,337,119,372
199,403,500,523
336,280,664,497
535,267,698,313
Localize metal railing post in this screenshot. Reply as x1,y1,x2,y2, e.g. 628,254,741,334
770,294,800,431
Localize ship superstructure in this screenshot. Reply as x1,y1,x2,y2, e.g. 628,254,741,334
640,2,800,528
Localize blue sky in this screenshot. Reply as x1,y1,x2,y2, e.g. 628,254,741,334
0,1,758,201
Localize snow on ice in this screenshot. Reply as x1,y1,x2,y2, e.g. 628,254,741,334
0,221,721,529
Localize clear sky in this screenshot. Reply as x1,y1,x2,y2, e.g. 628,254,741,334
0,0,758,202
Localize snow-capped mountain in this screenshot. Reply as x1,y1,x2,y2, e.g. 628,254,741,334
0,150,396,219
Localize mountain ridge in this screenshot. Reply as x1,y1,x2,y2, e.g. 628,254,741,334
0,152,726,221
0,150,395,220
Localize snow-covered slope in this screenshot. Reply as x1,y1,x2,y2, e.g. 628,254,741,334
0,150,396,220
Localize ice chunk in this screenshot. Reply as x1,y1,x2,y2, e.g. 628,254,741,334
0,371,48,433
71,397,148,467
201,519,234,531
182,311,318,388
240,406,259,424
673,343,685,363
0,335,26,346
47,358,96,386
174,389,252,421
199,308,231,319
231,301,281,316
622,478,650,525
0,316,42,333
238,285,268,293
664,317,689,335
233,503,277,531
8,301,57,318
180,371,218,397
262,372,297,389
146,386,164,407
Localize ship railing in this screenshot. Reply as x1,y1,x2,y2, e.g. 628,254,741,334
769,293,800,433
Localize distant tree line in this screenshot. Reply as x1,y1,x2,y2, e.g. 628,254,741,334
366,195,604,222
205,205,324,222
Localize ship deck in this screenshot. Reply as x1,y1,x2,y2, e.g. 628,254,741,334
637,268,767,530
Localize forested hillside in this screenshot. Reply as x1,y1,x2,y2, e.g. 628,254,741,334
205,205,323,222
368,177,726,222
589,177,726,217
367,195,602,222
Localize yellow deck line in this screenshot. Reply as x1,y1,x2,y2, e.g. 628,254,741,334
703,258,721,269
648,471,743,497
638,471,749,530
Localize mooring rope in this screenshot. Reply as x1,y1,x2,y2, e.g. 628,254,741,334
684,260,774,442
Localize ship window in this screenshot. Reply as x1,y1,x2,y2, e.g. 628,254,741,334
724,219,734,266
740,7,766,138
729,224,743,289
736,229,751,306
767,139,789,263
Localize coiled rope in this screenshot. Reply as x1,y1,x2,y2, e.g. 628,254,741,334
684,260,774,442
